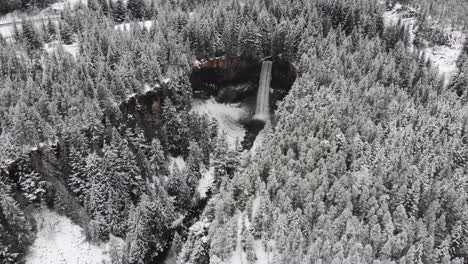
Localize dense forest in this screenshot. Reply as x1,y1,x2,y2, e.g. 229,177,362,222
0,0,467,263
0,0,58,14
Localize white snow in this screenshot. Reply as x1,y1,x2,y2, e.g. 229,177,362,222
221,213,276,264
422,30,465,87
168,156,186,175
0,24,14,40
126,92,137,101
26,208,123,264
114,21,153,31
143,83,153,93
251,240,276,264
383,4,466,87
0,14,60,41
49,0,87,11
44,41,80,57
250,124,266,155
192,98,249,149
251,196,261,218
196,166,214,198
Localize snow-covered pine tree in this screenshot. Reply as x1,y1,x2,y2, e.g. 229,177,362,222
125,192,176,263
113,0,127,23
59,21,74,45
127,0,145,20
21,20,43,50
239,21,262,61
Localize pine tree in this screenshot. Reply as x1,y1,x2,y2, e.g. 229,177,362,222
0,183,34,263
113,0,127,23
21,20,43,50
47,17,57,41
161,98,189,156
59,21,74,45
127,0,145,20
239,21,263,61
222,14,240,57
149,138,167,177
126,192,176,263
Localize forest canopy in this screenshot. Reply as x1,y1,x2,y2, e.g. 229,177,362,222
0,0,467,263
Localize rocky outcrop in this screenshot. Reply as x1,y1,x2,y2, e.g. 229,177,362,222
190,56,297,105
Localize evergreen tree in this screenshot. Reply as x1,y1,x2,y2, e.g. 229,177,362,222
239,21,263,61
59,21,74,45
127,0,145,20
113,0,127,23
21,20,43,50
126,192,176,263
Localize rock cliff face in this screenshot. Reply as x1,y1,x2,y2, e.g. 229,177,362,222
190,56,297,106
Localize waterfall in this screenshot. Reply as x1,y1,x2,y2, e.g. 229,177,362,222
253,61,272,121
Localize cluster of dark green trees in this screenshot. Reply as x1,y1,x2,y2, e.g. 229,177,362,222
0,0,468,263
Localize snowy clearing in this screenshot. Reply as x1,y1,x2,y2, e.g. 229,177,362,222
114,21,154,31
422,30,465,86
26,208,123,264
383,4,466,87
192,98,249,149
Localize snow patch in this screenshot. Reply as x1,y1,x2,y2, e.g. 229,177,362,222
168,156,186,175
251,196,261,218
422,30,465,87
143,83,153,93
45,41,80,57
383,4,466,86
26,208,122,264
49,0,87,11
250,127,266,155
114,21,153,31
222,213,276,264
192,98,248,149
196,166,214,198
252,240,276,264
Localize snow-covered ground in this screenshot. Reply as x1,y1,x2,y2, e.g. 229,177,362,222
250,126,266,155
26,208,124,264
422,31,465,86
196,166,214,198
383,3,466,87
45,41,80,57
114,21,154,31
49,0,87,11
192,98,249,149
168,156,186,175
0,15,60,40
0,0,86,40
222,212,275,264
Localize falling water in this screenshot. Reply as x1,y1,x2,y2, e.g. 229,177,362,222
253,61,272,121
